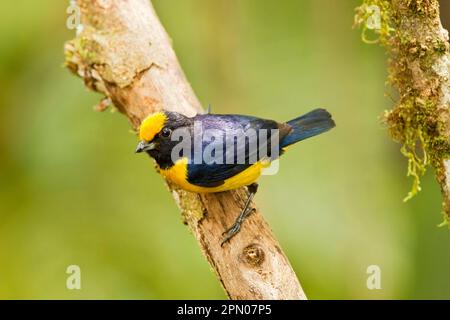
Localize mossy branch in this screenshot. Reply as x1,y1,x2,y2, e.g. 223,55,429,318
64,0,306,299
355,0,450,223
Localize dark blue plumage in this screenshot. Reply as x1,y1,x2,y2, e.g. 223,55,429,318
186,114,278,187
280,108,335,148
185,109,335,188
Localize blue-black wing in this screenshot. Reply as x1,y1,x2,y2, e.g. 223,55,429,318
186,114,289,188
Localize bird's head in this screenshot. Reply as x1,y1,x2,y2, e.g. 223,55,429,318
135,111,192,166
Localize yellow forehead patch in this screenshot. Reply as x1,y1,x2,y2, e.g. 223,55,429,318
139,112,167,141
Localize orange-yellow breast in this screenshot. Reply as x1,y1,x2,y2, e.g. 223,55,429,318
159,157,270,193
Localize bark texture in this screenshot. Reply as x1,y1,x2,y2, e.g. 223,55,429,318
65,0,306,299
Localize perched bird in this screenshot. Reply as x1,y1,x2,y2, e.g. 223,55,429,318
136,108,335,244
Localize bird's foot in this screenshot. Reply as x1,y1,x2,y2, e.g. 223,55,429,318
221,207,256,246
220,183,258,247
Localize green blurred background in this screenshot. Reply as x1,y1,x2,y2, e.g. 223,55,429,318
0,0,449,299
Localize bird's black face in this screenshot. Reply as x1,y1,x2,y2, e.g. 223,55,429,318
136,111,192,169
136,126,179,168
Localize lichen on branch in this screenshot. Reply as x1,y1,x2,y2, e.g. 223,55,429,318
355,0,450,221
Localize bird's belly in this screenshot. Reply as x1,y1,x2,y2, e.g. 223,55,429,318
159,158,270,193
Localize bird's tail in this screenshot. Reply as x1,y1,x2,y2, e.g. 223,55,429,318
281,108,335,148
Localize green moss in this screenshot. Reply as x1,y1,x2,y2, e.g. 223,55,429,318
406,0,437,16
354,0,394,44
70,32,98,64
434,39,448,54
438,217,449,227
355,0,450,202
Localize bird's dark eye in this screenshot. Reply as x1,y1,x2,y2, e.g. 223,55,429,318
160,127,172,138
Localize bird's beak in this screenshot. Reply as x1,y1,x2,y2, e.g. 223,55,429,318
135,141,156,153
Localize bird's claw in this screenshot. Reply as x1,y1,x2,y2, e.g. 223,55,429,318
221,223,241,246
220,207,256,246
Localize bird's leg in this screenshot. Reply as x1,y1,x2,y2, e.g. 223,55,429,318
221,183,259,246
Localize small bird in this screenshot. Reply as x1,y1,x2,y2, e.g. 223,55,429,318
136,108,335,245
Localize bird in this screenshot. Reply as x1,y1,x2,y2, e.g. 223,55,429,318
135,108,335,245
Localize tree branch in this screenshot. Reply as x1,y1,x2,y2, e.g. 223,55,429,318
65,0,306,299
355,0,450,222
